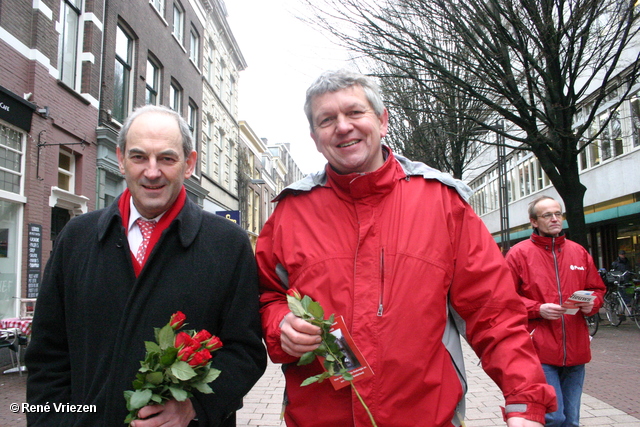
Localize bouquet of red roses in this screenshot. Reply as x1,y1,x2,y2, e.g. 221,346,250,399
124,311,223,425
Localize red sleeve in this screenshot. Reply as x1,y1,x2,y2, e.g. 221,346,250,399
255,212,299,365
449,203,556,423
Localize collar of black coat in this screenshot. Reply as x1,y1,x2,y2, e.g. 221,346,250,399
96,192,202,249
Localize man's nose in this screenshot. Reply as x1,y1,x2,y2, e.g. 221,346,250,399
335,114,354,133
144,158,162,179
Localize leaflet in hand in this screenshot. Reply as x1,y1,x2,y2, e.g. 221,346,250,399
562,290,596,315
320,316,374,390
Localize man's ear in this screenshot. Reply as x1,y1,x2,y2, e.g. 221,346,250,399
184,150,197,178
116,146,125,174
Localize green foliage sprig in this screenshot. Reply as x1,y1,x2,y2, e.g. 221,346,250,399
286,288,378,427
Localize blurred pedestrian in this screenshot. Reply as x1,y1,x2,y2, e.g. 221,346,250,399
506,195,606,427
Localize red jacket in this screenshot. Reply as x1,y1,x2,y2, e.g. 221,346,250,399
506,233,605,366
257,150,556,426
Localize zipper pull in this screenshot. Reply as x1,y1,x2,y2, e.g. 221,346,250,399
377,304,384,316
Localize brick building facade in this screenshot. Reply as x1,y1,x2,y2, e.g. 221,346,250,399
0,0,102,318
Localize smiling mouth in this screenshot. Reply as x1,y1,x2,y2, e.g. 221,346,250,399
337,140,360,148
142,184,165,190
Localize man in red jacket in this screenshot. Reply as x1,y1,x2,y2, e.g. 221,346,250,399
257,69,557,427
506,196,605,427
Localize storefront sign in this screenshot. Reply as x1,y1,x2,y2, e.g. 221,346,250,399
0,85,36,132
27,224,42,298
216,210,241,224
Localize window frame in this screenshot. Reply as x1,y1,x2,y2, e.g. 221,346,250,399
113,24,134,123
58,0,82,89
145,57,160,105
173,3,184,45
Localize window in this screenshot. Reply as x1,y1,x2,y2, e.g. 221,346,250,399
58,0,81,88
150,0,164,15
207,39,215,83
0,124,24,194
202,116,212,175
113,25,133,123
145,58,160,105
58,149,75,193
632,94,640,148
169,81,182,112
173,4,184,44
188,102,197,142
189,28,199,66
218,59,226,99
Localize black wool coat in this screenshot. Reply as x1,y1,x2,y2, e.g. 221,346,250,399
25,196,267,426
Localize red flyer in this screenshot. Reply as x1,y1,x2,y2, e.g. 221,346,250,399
320,315,374,390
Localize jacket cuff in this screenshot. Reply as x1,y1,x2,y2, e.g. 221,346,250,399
501,402,547,425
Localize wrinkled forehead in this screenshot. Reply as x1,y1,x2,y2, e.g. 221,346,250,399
535,199,562,214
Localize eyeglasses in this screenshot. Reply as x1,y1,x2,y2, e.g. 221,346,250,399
537,212,564,220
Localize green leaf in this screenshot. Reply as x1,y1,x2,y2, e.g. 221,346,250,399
287,297,307,318
300,295,314,310
170,360,197,381
127,389,152,411
297,351,316,366
161,347,178,366
193,381,214,394
202,367,221,383
157,324,175,350
145,341,162,354
306,301,324,320
169,386,189,401
145,371,164,385
300,373,326,386
341,371,354,381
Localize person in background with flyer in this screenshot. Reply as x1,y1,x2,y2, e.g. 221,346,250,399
257,69,557,427
506,195,605,427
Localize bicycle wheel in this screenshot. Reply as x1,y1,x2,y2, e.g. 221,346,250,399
604,293,622,326
631,297,640,330
586,313,599,336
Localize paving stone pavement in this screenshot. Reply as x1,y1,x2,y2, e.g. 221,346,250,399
237,338,640,427
1,325,637,426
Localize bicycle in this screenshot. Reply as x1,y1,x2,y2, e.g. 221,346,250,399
600,270,640,330
586,313,599,336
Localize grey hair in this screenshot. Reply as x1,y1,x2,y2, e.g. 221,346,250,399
117,104,193,158
528,195,559,220
304,69,385,131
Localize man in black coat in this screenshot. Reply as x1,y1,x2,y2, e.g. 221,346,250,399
25,105,266,426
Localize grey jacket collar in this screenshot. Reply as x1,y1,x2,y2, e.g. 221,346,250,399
276,152,473,202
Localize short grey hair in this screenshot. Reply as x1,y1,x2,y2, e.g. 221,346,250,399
304,69,385,131
117,104,193,158
528,195,559,220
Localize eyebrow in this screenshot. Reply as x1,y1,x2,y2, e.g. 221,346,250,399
127,147,180,157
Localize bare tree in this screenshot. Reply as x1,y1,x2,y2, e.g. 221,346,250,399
300,0,640,248
375,61,488,179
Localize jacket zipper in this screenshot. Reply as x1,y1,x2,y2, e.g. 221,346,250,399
378,247,385,316
551,238,567,365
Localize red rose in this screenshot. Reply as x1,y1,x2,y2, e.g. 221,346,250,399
175,331,198,349
169,311,186,330
286,288,302,301
188,349,213,367
177,345,196,362
193,329,212,344
204,336,223,351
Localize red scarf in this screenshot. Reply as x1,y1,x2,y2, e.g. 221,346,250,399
118,186,187,276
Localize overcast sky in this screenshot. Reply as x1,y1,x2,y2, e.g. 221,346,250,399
225,0,355,174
